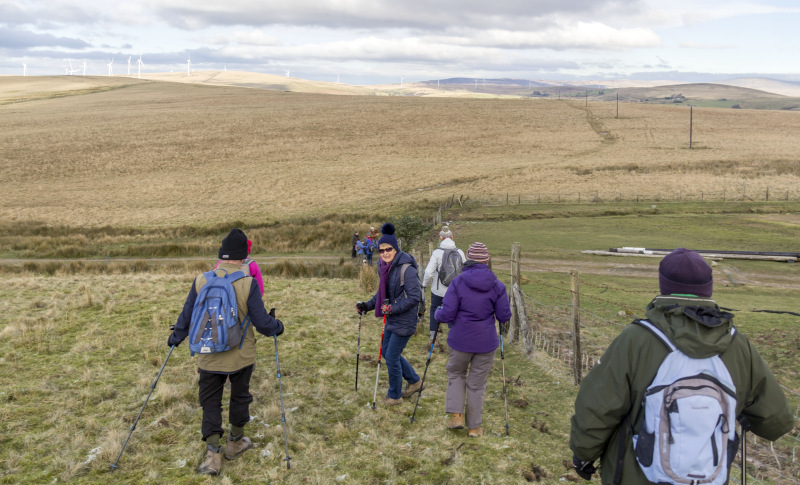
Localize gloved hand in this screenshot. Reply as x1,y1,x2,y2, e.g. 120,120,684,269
381,303,392,315
273,319,284,337
418,299,426,317
356,301,369,314
572,455,596,480
269,308,276,318
167,334,182,348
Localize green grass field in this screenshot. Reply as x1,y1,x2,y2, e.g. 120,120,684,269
2,201,799,483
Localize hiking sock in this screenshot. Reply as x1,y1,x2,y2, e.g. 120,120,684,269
429,330,436,341
230,426,245,440
206,434,222,451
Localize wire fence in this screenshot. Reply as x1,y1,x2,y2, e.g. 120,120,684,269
434,186,799,211
502,248,800,484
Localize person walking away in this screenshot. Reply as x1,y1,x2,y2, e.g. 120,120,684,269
364,236,377,266
355,238,367,264
569,248,793,483
422,226,465,347
351,231,359,259
214,238,264,295
434,242,512,438
168,228,284,476
355,223,423,406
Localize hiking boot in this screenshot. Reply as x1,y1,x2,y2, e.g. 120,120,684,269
468,427,483,438
447,413,464,429
224,434,252,460
197,446,223,475
401,380,424,398
383,396,403,406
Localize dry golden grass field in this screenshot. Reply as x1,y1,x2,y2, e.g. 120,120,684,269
1,75,800,228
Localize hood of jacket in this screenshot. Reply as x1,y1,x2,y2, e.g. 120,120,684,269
439,238,457,250
459,261,498,293
645,295,735,359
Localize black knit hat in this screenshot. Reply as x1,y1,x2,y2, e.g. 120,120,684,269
378,223,399,252
659,248,713,297
219,228,249,260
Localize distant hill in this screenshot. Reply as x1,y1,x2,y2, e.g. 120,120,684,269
718,77,800,97
4,73,799,110
600,83,800,111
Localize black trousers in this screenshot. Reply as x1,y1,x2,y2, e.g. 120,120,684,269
198,365,254,441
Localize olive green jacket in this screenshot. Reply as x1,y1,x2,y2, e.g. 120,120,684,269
170,261,282,373
570,295,793,484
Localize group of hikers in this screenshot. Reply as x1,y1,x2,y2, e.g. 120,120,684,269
351,226,381,265
163,225,793,482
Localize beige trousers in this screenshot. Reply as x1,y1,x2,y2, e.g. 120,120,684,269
445,348,495,429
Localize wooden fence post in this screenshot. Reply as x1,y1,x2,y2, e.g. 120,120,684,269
507,243,521,338
571,270,582,385
513,284,531,353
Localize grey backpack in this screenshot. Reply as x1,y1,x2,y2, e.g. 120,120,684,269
438,249,463,286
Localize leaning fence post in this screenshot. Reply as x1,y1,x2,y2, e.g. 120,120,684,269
507,243,522,337
571,270,582,385
513,284,531,353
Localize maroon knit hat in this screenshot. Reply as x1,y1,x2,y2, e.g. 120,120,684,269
659,248,713,297
467,242,490,263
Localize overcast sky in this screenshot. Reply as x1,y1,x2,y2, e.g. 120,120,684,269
2,0,799,84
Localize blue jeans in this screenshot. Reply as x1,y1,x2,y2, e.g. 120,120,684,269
429,293,444,333
381,330,419,399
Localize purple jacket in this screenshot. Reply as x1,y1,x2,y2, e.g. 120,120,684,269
434,262,513,353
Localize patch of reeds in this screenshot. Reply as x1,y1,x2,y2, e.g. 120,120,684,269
357,263,378,293
0,210,431,259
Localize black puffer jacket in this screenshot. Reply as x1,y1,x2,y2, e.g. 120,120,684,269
364,251,421,337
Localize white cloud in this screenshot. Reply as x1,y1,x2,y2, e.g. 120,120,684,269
679,41,735,50
426,23,660,50
209,29,283,46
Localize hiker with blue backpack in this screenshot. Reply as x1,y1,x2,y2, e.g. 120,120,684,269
422,225,466,348
569,248,793,484
167,228,284,476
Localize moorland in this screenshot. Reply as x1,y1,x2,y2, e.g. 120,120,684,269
1,75,799,484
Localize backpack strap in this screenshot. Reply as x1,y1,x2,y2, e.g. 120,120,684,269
399,263,411,299
632,319,676,352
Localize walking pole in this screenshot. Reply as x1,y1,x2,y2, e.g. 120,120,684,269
500,333,510,436
410,326,439,423
111,345,175,471
739,416,751,485
371,310,388,410
274,336,292,469
355,311,363,391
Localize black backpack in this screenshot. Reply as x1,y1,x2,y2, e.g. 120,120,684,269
438,249,463,286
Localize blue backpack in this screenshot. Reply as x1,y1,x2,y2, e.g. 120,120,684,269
188,270,251,356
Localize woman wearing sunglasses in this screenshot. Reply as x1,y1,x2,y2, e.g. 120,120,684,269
355,223,423,406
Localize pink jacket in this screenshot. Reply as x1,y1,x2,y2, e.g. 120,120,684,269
214,258,264,295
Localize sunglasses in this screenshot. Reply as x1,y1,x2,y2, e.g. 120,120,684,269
378,247,395,254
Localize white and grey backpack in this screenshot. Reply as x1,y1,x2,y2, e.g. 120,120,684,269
632,320,739,485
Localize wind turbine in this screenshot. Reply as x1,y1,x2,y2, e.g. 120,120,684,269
137,53,143,79
400,76,406,87
285,70,290,77
187,57,191,76
107,58,114,77
127,56,131,76
66,59,79,75
82,61,87,76
22,64,27,76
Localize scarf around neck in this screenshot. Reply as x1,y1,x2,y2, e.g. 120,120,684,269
376,258,392,317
